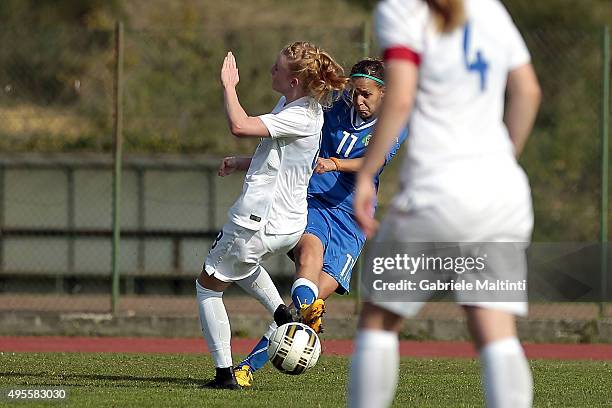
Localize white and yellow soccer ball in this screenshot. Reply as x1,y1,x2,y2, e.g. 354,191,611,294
267,322,321,375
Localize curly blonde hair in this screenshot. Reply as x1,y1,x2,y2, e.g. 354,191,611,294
281,41,348,108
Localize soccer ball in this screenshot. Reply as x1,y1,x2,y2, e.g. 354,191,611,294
267,322,321,375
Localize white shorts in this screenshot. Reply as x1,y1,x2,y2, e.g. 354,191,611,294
370,189,533,317
204,221,302,282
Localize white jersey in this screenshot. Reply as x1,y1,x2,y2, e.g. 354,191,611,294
228,96,323,234
376,0,532,210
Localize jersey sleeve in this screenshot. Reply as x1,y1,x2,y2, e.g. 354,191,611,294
384,127,408,165
498,2,531,69
375,0,429,65
506,22,530,69
259,105,321,139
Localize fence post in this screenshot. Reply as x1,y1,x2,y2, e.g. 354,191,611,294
64,167,75,294
132,167,145,295
601,25,610,317
0,166,4,279
111,21,124,315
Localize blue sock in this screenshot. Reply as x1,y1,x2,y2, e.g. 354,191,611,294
292,286,316,308
291,278,318,309
238,336,269,372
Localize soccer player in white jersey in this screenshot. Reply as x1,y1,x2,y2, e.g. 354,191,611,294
350,1,541,407
196,41,347,389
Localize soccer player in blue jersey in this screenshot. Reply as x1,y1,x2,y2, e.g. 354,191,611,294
232,59,408,387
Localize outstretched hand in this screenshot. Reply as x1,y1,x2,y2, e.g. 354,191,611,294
221,51,240,89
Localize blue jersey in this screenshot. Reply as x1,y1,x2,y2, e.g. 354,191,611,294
308,97,408,213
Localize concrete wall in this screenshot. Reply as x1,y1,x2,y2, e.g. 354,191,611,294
0,154,295,285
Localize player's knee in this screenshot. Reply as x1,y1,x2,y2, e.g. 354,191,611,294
197,270,229,292
295,248,323,271
293,236,324,276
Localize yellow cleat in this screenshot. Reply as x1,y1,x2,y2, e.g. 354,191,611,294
300,298,325,334
233,365,253,388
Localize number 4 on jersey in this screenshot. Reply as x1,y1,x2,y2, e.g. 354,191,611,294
463,22,489,92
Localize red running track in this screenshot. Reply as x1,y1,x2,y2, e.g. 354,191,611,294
1,336,612,360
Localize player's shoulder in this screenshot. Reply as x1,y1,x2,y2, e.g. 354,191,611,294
376,0,429,26
282,96,324,127
269,96,287,114
323,96,351,125
285,96,322,114
473,0,512,15
468,0,515,27
466,0,525,51
375,0,431,52
376,0,427,15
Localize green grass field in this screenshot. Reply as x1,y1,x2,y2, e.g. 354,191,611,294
1,352,611,407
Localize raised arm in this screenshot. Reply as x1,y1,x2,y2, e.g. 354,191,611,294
504,63,541,157
221,52,270,138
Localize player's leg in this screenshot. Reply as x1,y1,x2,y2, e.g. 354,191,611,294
348,302,403,408
316,271,341,299
232,227,303,386
236,264,285,316
349,209,433,407
198,222,275,389
293,270,338,333
234,270,340,387
196,270,237,389
298,207,365,332
464,306,533,408
458,232,531,406
232,264,287,387
236,211,351,385
291,233,324,307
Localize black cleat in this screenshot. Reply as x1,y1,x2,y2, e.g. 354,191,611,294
273,304,294,326
202,367,241,390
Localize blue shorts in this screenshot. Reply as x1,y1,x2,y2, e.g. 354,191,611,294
303,195,366,294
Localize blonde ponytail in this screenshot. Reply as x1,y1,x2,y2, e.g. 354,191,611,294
424,0,465,32
281,42,348,108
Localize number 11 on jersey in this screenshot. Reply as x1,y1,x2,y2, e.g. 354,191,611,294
336,131,358,158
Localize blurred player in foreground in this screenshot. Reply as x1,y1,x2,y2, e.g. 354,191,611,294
228,59,408,387
350,0,541,407
197,42,347,389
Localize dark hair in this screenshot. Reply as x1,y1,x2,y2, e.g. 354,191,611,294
424,0,465,32
350,58,385,88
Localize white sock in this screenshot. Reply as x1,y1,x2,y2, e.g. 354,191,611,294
480,337,533,408
236,265,284,315
348,329,399,408
291,277,319,308
196,280,232,368
264,321,278,339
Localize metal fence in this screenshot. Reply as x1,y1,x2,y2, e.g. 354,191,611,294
0,23,610,319
0,154,298,293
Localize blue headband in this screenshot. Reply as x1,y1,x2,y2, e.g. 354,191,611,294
350,73,384,85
